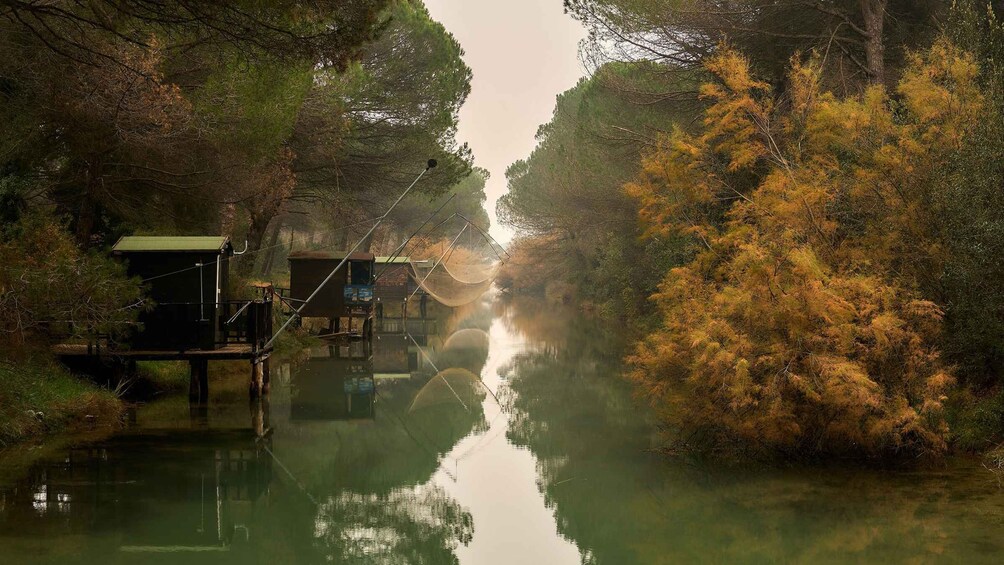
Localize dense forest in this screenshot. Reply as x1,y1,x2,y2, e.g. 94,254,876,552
0,0,487,443
499,0,1004,461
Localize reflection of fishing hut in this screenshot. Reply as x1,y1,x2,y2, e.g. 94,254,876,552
291,343,375,421
288,251,375,337
0,429,272,553
373,333,418,379
52,236,275,401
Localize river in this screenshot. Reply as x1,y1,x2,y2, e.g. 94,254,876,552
2,296,1004,564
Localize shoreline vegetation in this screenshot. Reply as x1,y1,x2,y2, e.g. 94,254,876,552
498,2,1004,464
0,358,123,448
0,324,320,450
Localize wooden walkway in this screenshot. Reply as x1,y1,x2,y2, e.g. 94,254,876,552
52,343,268,361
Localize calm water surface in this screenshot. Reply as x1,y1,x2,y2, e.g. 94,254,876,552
2,297,1004,564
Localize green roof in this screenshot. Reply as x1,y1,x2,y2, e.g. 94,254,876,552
112,236,230,253
376,256,411,264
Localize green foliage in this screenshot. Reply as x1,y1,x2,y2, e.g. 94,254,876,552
293,0,474,204
193,61,314,161
931,2,1004,385
626,41,982,460
565,0,945,88
0,358,122,447
0,212,145,347
947,389,1004,452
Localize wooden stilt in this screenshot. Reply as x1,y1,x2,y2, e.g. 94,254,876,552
262,357,271,394
249,359,263,398
189,360,200,402
198,359,209,401
251,397,265,437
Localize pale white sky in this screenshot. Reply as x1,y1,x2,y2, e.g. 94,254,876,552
423,0,587,244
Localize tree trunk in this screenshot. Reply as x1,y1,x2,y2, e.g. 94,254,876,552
860,0,887,84
243,213,272,278
258,218,284,276
75,160,102,247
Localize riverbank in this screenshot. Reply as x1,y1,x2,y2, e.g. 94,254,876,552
0,325,319,448
0,357,124,448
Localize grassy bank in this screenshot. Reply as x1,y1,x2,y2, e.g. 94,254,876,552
0,357,124,447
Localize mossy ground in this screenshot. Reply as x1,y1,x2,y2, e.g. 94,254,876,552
0,357,123,447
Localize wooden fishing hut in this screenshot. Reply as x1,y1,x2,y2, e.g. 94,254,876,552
288,251,376,337
52,236,275,401
373,256,437,334
114,236,234,350
374,256,413,301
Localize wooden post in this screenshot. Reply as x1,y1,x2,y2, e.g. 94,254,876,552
189,360,201,402
251,396,270,437
198,359,209,401
249,359,263,398
262,357,271,394
189,359,209,403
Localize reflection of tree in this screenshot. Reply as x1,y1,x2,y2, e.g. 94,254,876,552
501,297,1004,564
313,485,473,564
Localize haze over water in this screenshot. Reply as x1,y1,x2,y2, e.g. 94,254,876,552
423,0,588,244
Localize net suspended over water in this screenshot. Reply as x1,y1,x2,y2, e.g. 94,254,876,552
406,222,505,308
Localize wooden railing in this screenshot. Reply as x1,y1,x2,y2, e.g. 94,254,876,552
122,300,273,352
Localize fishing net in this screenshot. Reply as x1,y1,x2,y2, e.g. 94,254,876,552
410,261,496,307
404,219,508,308
443,328,491,352
437,328,491,375
408,368,485,413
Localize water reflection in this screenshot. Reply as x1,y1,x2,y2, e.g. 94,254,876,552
292,343,375,421
0,429,271,560
6,295,1003,564
499,296,1004,564
0,302,492,564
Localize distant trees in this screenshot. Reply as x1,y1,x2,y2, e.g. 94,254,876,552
498,62,693,319
287,0,473,255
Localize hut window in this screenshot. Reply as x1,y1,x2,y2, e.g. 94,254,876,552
350,261,372,285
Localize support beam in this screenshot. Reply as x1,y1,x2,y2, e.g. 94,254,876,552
189,359,209,403
249,360,264,398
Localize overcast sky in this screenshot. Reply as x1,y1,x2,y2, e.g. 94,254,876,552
423,0,587,244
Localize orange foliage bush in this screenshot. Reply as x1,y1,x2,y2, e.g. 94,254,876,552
626,41,981,459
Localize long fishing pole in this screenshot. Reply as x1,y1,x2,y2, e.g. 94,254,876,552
374,193,457,282
263,159,438,351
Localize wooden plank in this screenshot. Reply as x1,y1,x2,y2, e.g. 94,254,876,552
51,343,270,361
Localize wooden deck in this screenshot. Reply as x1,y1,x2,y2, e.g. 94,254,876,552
52,343,270,361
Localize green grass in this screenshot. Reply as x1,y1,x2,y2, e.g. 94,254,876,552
135,360,190,392
0,357,123,447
